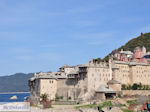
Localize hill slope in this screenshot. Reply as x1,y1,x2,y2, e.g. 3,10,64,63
0,73,34,92
118,32,150,52
102,32,150,61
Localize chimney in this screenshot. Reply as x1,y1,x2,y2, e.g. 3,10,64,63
90,58,94,64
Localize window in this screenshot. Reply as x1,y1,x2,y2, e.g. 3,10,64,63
49,80,53,83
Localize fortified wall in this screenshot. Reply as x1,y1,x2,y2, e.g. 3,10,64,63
29,46,150,103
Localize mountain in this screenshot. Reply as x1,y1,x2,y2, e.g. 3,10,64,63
102,32,150,62
0,73,34,92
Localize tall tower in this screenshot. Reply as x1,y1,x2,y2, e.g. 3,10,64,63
142,46,146,55
109,56,113,80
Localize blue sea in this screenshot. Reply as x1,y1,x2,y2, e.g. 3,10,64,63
0,93,30,102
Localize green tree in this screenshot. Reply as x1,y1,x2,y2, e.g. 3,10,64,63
40,93,51,108
40,93,48,101
127,84,132,90
97,58,102,64
138,83,142,90
132,83,139,90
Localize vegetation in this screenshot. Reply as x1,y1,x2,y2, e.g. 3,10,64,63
120,104,126,107
122,109,134,112
122,83,150,90
40,93,51,108
127,100,138,105
102,32,150,62
40,93,49,101
118,32,150,52
0,73,34,92
55,94,63,101
75,101,113,109
98,101,113,110
75,104,97,109
101,101,113,107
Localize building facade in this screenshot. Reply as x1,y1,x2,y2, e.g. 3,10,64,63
29,46,150,103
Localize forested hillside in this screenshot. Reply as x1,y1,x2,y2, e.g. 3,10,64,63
0,73,34,92
102,32,150,62
118,32,150,52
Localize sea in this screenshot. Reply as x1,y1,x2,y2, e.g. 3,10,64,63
0,92,30,102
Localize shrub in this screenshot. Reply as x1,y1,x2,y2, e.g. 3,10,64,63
55,94,60,101
122,83,150,90
77,102,80,104
122,109,134,112
120,104,126,107
40,93,48,102
40,93,51,108
118,94,122,98
127,100,138,105
132,83,139,90
102,101,113,107
75,104,97,109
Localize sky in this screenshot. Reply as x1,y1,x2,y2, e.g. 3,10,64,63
0,0,150,75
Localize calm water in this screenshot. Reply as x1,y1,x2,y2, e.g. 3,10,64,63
0,93,30,102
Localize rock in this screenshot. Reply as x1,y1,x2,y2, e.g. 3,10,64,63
10,95,18,100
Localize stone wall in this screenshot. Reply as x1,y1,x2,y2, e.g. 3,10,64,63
57,76,88,100
131,65,150,85
122,90,150,96
113,61,150,85
40,79,57,100
87,67,111,92
30,79,40,104
113,63,131,84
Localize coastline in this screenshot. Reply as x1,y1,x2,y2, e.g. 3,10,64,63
0,92,30,94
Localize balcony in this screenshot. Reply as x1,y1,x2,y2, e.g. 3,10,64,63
78,67,87,73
